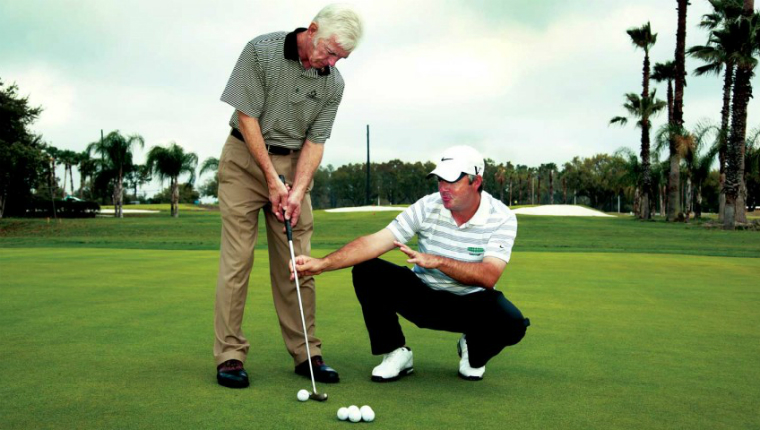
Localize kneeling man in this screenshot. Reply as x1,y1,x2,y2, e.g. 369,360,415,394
292,145,530,381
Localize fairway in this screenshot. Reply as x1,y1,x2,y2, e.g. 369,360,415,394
1,211,759,430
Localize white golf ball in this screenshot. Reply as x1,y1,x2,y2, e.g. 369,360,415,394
348,409,362,423
337,407,349,421
360,405,375,422
297,389,309,402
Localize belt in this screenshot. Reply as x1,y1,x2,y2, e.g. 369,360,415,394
230,128,296,156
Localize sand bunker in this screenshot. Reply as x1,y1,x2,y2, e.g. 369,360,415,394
325,206,405,213
325,204,613,217
511,205,614,217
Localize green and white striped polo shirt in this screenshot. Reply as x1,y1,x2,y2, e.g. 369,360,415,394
386,191,518,295
221,28,344,149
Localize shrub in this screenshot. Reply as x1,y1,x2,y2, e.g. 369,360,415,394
25,197,100,218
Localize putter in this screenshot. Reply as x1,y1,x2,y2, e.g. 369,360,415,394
279,175,328,402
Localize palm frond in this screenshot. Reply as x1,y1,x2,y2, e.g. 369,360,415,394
610,116,628,127
626,22,657,51
199,157,220,177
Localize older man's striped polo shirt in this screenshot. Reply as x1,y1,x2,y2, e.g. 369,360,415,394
221,28,344,149
386,191,518,296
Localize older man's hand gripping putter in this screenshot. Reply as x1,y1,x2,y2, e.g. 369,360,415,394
279,175,328,402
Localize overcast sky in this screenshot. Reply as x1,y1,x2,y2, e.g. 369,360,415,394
2,0,759,195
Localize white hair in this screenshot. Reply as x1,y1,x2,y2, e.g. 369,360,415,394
312,4,364,52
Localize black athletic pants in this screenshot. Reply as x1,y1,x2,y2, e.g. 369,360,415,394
352,258,529,368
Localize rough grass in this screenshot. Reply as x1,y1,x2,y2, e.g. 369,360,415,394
1,210,759,429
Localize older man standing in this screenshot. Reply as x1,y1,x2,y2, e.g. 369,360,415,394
292,146,530,382
214,4,363,389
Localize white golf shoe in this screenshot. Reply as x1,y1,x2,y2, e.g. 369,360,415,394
371,346,413,382
457,335,485,380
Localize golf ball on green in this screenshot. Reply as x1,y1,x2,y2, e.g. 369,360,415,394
347,405,361,422
297,389,309,402
348,410,362,423
337,407,349,421
360,405,375,422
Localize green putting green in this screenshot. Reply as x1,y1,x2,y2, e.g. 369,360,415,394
0,211,758,429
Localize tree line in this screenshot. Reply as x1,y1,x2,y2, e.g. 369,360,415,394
0,79,198,218
296,153,737,214
3,76,758,219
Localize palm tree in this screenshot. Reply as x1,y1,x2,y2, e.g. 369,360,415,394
689,0,743,221
56,149,78,197
536,163,558,205
684,125,721,219
669,0,689,221
146,142,198,218
493,163,507,203
44,145,61,198
77,151,97,199
614,147,642,214
546,163,557,204
528,166,537,205
652,61,681,219
610,90,667,219
199,157,219,178
723,1,757,229
651,62,677,122
87,131,144,218
199,157,220,199
745,129,760,211
650,158,668,217
124,164,152,203
515,164,528,205
616,22,659,219
700,0,744,29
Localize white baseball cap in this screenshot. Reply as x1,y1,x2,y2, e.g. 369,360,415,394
427,145,485,182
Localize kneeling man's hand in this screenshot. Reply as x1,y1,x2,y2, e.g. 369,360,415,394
395,241,440,269
290,255,326,280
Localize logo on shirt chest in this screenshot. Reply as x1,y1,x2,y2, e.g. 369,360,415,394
467,246,485,256
293,88,320,101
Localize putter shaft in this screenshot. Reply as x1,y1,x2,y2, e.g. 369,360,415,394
279,175,324,401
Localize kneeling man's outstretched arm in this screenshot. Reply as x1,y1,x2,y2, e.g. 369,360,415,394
395,241,506,289
290,229,397,279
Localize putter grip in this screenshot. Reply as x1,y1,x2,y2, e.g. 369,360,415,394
278,175,293,241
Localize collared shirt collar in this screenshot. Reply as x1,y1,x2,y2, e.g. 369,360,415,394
284,27,331,76
440,192,492,228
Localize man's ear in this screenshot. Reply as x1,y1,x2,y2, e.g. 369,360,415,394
308,22,319,37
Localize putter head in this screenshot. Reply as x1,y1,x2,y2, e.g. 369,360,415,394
310,392,328,402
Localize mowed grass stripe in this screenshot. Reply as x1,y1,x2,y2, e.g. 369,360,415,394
2,211,759,257
1,248,758,429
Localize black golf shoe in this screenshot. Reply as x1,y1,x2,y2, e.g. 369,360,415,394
295,355,340,383
217,359,249,389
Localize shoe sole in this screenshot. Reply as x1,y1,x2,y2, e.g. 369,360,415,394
457,371,483,381
294,371,340,384
217,377,250,389
371,367,413,382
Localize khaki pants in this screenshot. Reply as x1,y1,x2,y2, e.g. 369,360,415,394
214,134,320,366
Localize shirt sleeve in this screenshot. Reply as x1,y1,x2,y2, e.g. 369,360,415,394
220,40,266,119
306,80,344,144
484,212,518,263
385,197,427,244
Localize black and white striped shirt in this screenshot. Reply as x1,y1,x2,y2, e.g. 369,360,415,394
386,192,518,295
221,28,344,149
